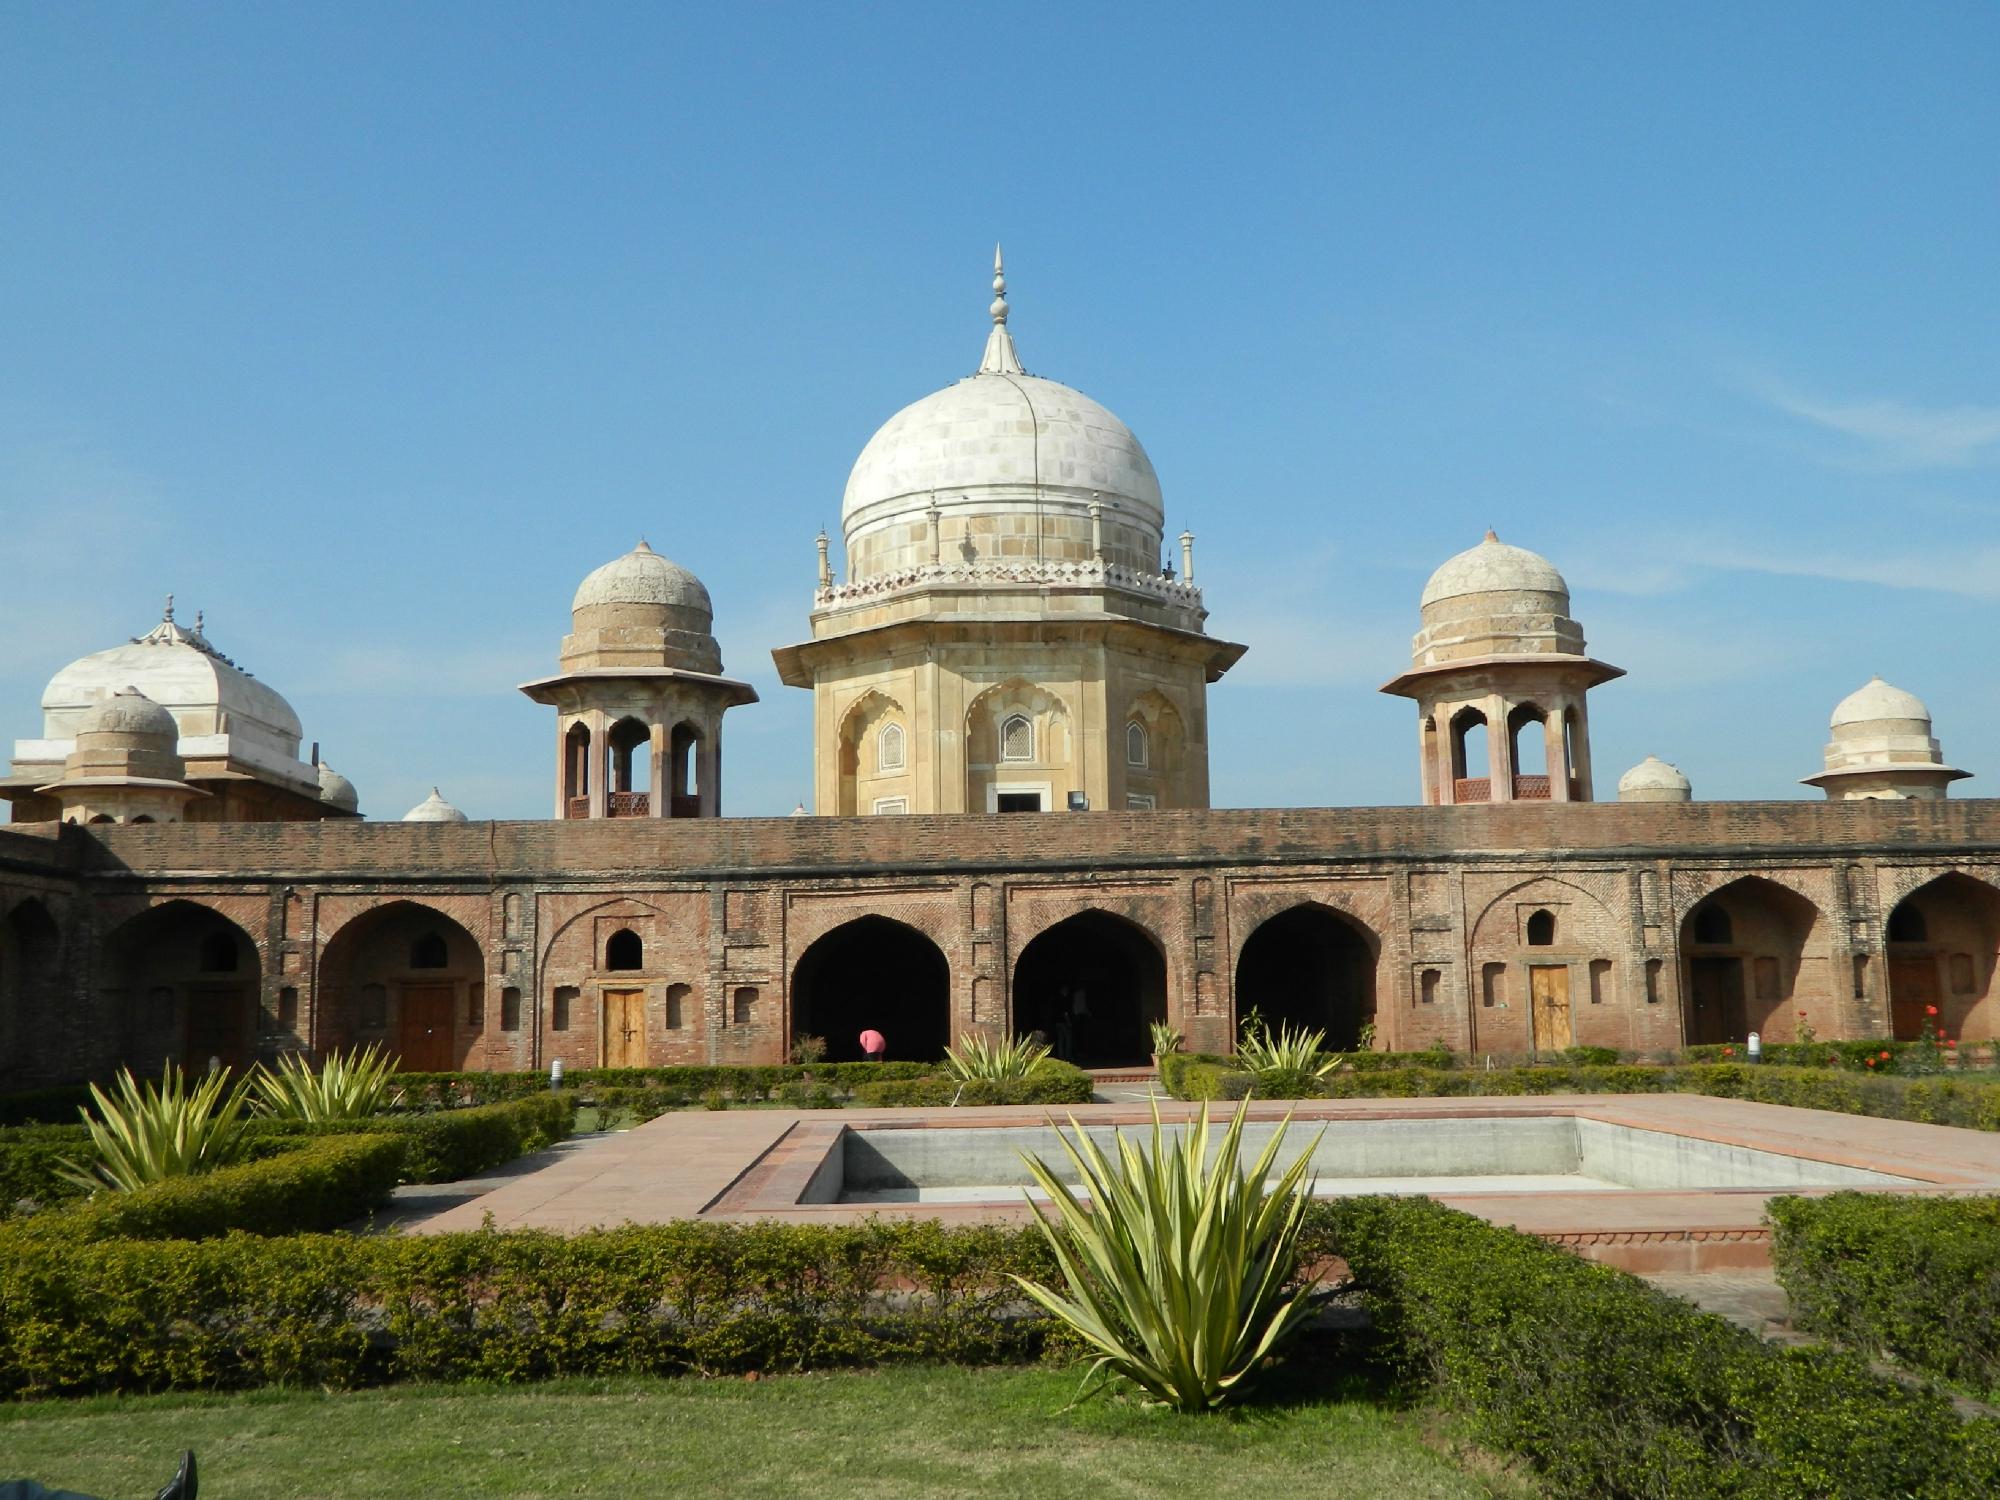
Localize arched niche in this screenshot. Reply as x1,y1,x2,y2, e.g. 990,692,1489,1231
318,901,485,1072
99,900,261,1077
1679,877,1822,1046
1012,909,1165,1068
0,900,62,1086
835,691,909,816
965,679,1072,814
1232,902,1378,1051
1884,873,2000,1042
790,915,950,1062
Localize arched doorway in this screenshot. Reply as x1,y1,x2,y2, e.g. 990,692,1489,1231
318,902,485,1072
1012,911,1166,1068
1885,875,2000,1041
790,916,950,1063
100,901,261,1076
1679,878,1820,1045
0,900,62,1086
1233,904,1377,1050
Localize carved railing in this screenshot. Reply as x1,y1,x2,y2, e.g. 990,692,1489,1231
1452,777,1492,803
815,557,1206,614
1512,775,1551,800
669,794,700,819
564,796,589,820
608,792,649,818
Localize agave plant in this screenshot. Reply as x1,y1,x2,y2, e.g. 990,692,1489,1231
57,1063,254,1194
1148,1020,1184,1058
251,1043,399,1122
943,1031,1052,1081
1237,1022,1340,1079
1011,1100,1326,1412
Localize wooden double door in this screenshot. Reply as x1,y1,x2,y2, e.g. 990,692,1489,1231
603,988,648,1068
1530,965,1573,1051
1889,955,1940,1041
398,983,457,1072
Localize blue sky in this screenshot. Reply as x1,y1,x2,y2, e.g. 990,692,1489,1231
3,3,1996,817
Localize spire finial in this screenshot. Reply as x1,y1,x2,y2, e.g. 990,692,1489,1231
1483,528,1499,543
977,243,1025,375
163,593,175,622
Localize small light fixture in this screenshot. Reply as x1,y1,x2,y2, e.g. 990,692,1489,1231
1067,791,1089,812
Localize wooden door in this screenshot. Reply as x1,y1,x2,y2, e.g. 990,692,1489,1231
1888,955,1940,1041
186,985,251,1076
603,988,647,1068
1687,957,1746,1044
1529,965,1572,1051
397,983,456,1072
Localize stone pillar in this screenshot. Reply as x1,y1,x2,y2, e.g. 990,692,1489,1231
586,709,608,820
1546,703,1573,803
1487,694,1514,802
701,723,723,817
647,720,667,818
1570,698,1596,801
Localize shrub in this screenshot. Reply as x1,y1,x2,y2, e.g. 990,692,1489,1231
1327,1195,2000,1498
22,1133,407,1242
1236,1023,1340,1080
943,1032,1051,1082
1013,1101,1325,1411
850,1059,1093,1108
252,1044,398,1122
788,1034,827,1065
1768,1192,2000,1400
59,1064,255,1193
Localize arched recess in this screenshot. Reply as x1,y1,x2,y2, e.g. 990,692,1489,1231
966,679,1071,813
1508,702,1549,794
1123,689,1186,810
318,901,485,1071
1468,876,1626,1053
1013,909,1165,1068
667,722,702,818
1679,877,1822,1046
606,717,651,817
1885,873,2000,1041
1450,707,1490,801
0,900,62,1085
836,691,908,816
1233,903,1378,1051
790,916,950,1062
99,900,261,1077
564,721,591,817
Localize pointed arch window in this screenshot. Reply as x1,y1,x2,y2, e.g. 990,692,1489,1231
1000,714,1034,762
1525,909,1556,947
605,929,643,971
410,932,449,970
1126,720,1149,769
1692,905,1733,946
877,721,906,773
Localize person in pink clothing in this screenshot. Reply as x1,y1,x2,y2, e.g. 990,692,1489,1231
859,1028,886,1062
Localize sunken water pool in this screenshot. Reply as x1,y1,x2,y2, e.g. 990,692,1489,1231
806,1117,1920,1205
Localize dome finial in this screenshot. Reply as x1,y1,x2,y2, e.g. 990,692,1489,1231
978,243,1025,376
1484,527,1499,543
162,593,175,622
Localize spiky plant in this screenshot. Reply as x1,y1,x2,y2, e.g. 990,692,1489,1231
57,1063,254,1194
1237,1022,1341,1079
943,1032,1053,1082
1148,1020,1185,1058
251,1043,399,1122
1011,1100,1326,1412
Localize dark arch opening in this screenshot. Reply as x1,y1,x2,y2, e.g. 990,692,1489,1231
1526,908,1556,947
791,917,949,1063
669,722,702,816
1233,904,1378,1051
1885,875,2000,1041
607,717,650,815
317,901,484,1071
1508,703,1549,779
101,901,261,1077
605,928,643,971
1013,910,1166,1068
410,932,449,970
1678,879,1819,1046
0,901,62,1087
564,721,591,813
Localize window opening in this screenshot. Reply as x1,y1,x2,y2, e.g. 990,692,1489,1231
1692,905,1733,945
1525,909,1556,947
605,928,643,971
410,932,449,970
877,722,906,773
1126,721,1148,768
1000,714,1034,762
1887,905,1928,943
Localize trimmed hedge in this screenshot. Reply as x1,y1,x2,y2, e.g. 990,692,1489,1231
1769,1192,2000,1401
387,1061,934,1105
1332,1194,2000,1498
14,1134,407,1243
0,1218,1059,1397
848,1059,1095,1108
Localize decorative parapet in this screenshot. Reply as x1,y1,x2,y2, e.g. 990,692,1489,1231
814,558,1206,615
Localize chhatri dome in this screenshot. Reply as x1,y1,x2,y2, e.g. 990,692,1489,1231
775,249,1244,817
1617,754,1693,803
402,787,469,823
1803,676,1969,801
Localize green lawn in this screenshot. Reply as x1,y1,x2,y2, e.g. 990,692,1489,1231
0,1360,1522,1499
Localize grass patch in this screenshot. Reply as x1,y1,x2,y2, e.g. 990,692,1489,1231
0,1358,1515,1499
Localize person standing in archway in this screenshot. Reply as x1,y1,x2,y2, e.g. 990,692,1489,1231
859,1028,886,1063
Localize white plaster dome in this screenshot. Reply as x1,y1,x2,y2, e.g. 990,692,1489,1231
401,787,468,822
317,762,360,813
1420,531,1569,609
44,617,303,747
78,686,179,741
1617,755,1692,802
571,541,713,621
1831,676,1931,728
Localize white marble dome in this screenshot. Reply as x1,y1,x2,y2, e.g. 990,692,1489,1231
317,763,360,813
571,541,713,620
1617,755,1692,801
77,686,179,741
1420,531,1569,609
401,787,468,823
1831,676,1931,728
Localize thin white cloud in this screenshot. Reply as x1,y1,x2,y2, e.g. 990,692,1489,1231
1749,376,2000,469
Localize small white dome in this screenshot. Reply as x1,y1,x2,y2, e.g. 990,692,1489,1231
1831,676,1931,728
317,762,359,812
78,686,179,740
1618,755,1691,796
1419,531,1569,609
571,541,713,618
401,787,468,823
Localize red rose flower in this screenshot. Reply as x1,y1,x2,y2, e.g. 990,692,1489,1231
1880,1050,1892,1059
1926,1004,1939,1017
1866,1057,1877,1067
1723,1045,1736,1057
1947,1039,1959,1049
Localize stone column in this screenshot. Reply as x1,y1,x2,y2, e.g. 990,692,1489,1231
1487,694,1514,802
586,709,609,819
1570,697,1596,801
1546,702,1573,802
